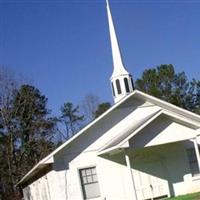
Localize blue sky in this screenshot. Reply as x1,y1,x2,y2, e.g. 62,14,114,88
1,0,200,114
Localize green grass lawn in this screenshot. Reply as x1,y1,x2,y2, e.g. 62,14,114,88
167,192,200,200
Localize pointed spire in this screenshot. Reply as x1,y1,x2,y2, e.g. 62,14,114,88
106,0,134,103
106,0,129,77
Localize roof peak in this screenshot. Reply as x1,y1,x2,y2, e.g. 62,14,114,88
106,0,129,77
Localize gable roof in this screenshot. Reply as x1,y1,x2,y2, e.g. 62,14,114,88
98,109,162,152
98,109,200,155
18,90,200,186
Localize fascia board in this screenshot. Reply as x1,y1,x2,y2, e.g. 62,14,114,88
97,146,120,155
16,161,50,186
161,110,200,129
134,90,200,123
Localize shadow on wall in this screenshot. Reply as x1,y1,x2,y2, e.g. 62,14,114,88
100,141,191,198
128,114,194,197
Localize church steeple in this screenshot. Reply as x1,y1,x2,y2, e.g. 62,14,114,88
106,0,134,103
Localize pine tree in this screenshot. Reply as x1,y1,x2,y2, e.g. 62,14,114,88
136,64,200,114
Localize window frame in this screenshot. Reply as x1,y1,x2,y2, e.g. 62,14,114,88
111,82,115,97
79,166,101,200
131,77,134,90
124,78,130,93
116,79,122,94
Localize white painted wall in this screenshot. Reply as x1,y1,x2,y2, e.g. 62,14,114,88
22,101,200,200
23,170,57,200
23,142,200,200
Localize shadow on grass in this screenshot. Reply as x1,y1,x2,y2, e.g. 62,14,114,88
166,192,200,200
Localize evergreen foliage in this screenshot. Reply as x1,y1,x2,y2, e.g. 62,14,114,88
95,102,111,118
136,64,200,114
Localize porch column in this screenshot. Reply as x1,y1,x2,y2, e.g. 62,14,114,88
124,150,138,200
193,137,200,172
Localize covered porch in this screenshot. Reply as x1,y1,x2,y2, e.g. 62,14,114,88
98,111,200,200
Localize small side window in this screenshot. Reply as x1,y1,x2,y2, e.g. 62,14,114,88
131,77,134,90
116,79,121,94
124,78,130,93
111,82,115,97
79,167,101,199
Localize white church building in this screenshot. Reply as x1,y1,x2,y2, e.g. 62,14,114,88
18,1,200,199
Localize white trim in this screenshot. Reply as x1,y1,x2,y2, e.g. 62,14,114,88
76,167,84,200
134,90,200,123
78,166,101,200
98,146,123,156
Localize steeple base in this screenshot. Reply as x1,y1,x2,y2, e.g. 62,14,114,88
111,74,134,103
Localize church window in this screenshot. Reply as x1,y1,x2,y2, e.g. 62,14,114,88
187,148,200,176
111,82,115,96
124,78,130,93
116,79,121,94
79,167,101,199
131,77,134,90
